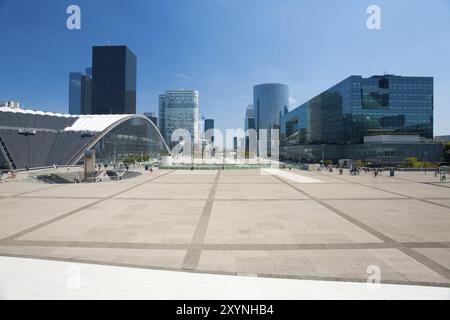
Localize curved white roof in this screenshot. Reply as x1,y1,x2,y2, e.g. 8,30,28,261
0,107,143,133
64,114,132,133
0,107,74,118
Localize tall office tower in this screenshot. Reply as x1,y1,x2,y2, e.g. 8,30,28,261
244,105,256,156
144,112,158,126
69,72,82,115
204,119,214,143
159,90,199,147
245,105,256,132
91,46,137,114
158,94,166,137
253,83,289,138
69,68,92,115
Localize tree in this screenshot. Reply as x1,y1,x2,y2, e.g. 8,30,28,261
444,142,450,162
405,157,420,168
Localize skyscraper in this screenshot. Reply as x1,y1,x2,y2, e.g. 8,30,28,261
69,72,82,115
144,112,158,126
158,90,199,146
69,68,91,115
91,46,137,114
245,105,256,132
204,119,214,143
253,83,289,137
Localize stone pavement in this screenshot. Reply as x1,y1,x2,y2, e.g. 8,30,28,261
0,168,449,288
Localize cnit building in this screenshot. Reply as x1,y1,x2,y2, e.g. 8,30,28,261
280,75,443,165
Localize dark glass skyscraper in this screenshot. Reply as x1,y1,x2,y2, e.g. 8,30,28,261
204,119,214,143
69,69,92,115
91,46,137,114
69,73,82,115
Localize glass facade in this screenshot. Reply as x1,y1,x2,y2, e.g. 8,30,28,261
91,117,168,164
280,75,440,164
281,75,434,145
254,83,289,136
69,72,82,115
91,46,137,114
204,119,214,142
158,90,199,147
0,108,169,169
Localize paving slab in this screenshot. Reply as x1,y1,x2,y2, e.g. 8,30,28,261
412,248,450,270
197,249,450,285
205,200,382,244
0,198,97,239
17,199,204,244
0,182,54,197
21,182,138,199
293,183,406,199
0,246,186,269
325,199,450,242
116,183,212,200
362,182,450,199
215,183,308,200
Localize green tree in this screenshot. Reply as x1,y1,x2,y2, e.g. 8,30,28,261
405,157,421,168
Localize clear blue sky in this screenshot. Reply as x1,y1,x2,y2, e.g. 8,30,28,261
0,0,449,135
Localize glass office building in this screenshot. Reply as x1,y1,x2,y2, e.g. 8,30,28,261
280,75,442,164
91,46,137,114
69,68,92,115
204,119,214,143
254,83,289,136
158,90,199,147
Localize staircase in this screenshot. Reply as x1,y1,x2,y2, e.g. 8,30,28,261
0,136,17,170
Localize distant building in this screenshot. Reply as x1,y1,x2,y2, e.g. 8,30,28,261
254,83,289,138
144,112,158,126
91,46,137,114
69,68,92,115
158,90,199,146
280,75,442,164
204,119,214,143
245,105,256,132
0,101,20,109
435,135,450,142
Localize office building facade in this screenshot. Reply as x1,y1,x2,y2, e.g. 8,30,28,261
254,83,289,136
91,46,137,114
144,112,158,126
280,75,442,164
0,101,20,109
69,70,92,115
158,90,199,147
204,119,214,143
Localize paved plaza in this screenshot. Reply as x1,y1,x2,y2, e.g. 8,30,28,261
0,168,449,288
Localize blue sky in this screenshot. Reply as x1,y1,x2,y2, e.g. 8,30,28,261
0,0,449,135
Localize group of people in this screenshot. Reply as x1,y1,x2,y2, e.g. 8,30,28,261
0,170,17,183
435,167,448,182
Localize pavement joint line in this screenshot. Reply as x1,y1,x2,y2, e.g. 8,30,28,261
1,240,450,251
276,170,450,280
0,170,174,244
0,184,61,200
182,170,221,270
0,253,448,289
271,174,396,243
316,171,450,210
